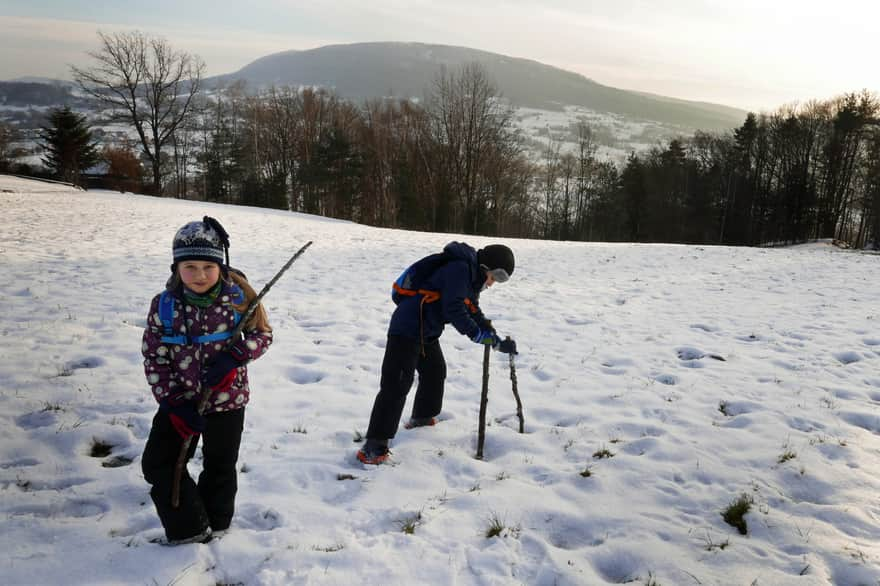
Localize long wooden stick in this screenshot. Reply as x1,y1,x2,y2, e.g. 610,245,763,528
171,241,313,507
508,342,524,434
476,344,490,459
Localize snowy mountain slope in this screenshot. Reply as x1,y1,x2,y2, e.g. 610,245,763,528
1,175,879,585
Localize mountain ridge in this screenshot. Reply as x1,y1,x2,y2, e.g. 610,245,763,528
209,41,748,131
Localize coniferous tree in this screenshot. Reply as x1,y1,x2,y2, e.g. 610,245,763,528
0,120,15,171
39,106,100,186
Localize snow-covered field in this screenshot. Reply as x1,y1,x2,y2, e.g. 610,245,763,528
1,175,879,586
515,105,676,163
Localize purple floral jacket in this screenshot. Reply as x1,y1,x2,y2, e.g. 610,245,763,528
142,280,273,413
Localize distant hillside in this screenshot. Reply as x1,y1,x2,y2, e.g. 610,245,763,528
209,42,747,131
0,81,83,108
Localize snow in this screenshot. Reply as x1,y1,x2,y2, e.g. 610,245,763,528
1,174,880,585
514,105,677,163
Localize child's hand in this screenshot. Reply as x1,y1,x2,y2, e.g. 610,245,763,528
204,343,248,391
497,337,518,355
470,328,500,347
160,401,206,439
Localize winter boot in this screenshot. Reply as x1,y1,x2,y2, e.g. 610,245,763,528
356,438,390,465
404,416,437,429
165,528,213,546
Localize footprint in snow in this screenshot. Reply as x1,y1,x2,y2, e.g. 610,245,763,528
653,374,678,385
19,476,93,491
287,366,326,384
833,351,863,365
64,356,106,371
15,411,58,429
718,400,761,417
8,498,109,519
546,517,606,550
102,455,135,468
676,346,726,362
593,548,648,584
530,367,553,382
839,411,880,434
234,502,285,531
0,457,39,469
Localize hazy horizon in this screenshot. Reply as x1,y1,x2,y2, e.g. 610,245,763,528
1,0,878,113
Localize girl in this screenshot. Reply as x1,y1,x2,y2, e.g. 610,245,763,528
141,216,272,545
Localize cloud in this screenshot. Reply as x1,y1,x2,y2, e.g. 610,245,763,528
0,15,329,80
1,2,878,110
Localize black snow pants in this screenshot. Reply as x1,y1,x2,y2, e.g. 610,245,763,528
141,407,245,540
366,334,447,440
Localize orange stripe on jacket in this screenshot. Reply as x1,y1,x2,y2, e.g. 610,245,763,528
393,282,441,304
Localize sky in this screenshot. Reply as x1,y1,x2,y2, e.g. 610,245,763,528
2,175,880,585
1,1,879,113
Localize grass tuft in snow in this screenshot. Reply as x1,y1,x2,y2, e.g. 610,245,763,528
485,513,521,539
89,439,114,458
593,445,614,459
396,511,422,535
722,493,754,535
701,530,730,551
777,438,797,464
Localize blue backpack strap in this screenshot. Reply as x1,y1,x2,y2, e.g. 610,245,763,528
229,285,243,330
158,291,188,345
158,285,245,345
190,331,234,343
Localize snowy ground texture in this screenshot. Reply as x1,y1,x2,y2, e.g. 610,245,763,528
1,175,880,586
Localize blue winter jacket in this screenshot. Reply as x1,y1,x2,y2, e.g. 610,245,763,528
388,241,490,342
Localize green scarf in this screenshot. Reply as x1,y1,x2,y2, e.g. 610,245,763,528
183,281,222,308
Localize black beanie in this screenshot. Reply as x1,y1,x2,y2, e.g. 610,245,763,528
477,244,515,276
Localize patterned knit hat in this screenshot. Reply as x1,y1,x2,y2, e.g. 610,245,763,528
172,216,230,266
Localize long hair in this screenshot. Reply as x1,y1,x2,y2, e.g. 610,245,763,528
228,270,272,333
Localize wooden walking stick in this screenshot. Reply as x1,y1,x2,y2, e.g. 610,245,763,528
476,344,491,459
507,338,524,434
172,240,313,507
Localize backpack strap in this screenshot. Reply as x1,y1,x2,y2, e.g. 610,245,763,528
391,253,450,304
392,280,441,303
158,291,187,345
158,287,244,346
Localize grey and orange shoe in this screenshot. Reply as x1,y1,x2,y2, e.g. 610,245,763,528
404,416,437,429
356,439,390,465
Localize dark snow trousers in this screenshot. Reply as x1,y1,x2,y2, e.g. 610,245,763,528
366,335,447,440
141,407,245,541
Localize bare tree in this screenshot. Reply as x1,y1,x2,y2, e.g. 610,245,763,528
71,31,204,194
426,62,518,233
